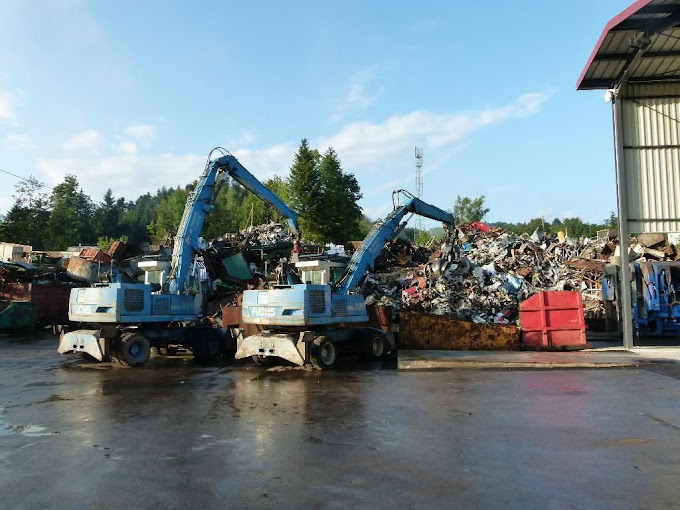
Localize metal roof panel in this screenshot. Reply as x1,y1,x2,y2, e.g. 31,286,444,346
577,0,680,89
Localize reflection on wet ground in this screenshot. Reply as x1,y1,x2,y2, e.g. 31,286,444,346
0,334,680,508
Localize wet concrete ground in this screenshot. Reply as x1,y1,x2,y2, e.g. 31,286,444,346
1,334,680,509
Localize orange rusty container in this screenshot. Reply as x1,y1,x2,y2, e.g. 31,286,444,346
520,291,587,349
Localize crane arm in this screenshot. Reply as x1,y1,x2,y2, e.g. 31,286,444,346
226,155,300,242
165,149,299,294
336,190,454,295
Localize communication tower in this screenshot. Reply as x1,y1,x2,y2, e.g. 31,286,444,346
414,147,423,234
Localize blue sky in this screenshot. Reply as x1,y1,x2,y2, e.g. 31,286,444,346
0,0,633,230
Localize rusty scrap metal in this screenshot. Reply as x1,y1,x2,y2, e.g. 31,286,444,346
363,227,656,325
399,311,520,350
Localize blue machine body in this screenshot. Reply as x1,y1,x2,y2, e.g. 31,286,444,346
68,283,197,323
242,284,368,327
242,191,455,329
65,149,298,329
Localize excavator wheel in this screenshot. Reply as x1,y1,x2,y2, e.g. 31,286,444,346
363,334,385,360
117,332,151,367
310,336,336,370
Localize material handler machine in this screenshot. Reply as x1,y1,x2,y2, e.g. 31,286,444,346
236,190,455,369
58,148,299,366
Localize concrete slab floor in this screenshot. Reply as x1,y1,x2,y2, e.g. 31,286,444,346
398,348,679,370
1,334,680,508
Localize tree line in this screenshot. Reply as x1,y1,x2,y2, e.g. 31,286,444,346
401,196,618,242
453,195,618,239
0,140,367,251
0,148,619,252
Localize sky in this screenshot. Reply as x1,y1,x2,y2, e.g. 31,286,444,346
0,0,635,231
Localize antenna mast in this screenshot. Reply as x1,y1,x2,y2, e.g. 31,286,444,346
414,147,423,236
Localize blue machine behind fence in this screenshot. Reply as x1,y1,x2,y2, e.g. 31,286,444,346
603,261,680,336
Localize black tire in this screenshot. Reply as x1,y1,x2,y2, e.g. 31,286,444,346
310,336,336,370
117,333,151,367
364,334,385,360
193,331,221,361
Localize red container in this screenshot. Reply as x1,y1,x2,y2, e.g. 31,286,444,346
31,285,73,321
520,291,587,349
0,282,74,322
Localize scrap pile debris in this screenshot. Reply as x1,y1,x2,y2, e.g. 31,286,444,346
363,224,679,325
211,222,294,253
56,223,680,329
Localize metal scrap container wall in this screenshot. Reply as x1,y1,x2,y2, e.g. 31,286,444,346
399,312,520,350
30,285,73,322
622,83,680,233
0,282,73,322
519,291,586,348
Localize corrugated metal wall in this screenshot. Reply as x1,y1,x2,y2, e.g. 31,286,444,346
621,83,680,233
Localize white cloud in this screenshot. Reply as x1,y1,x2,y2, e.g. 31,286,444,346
119,140,138,155
0,89,16,121
123,124,155,145
34,146,297,203
362,201,394,220
0,196,13,215
331,66,384,122
62,129,101,153
31,91,551,219
227,130,255,149
2,133,35,151
37,153,206,201
232,143,297,180
346,66,381,109
317,91,553,170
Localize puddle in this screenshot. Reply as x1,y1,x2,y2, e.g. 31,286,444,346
0,423,53,437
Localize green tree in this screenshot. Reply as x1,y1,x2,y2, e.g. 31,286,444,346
358,214,375,238
452,195,490,225
94,189,121,240
317,147,363,244
47,175,94,249
287,139,323,241
150,186,190,244
121,189,169,244
605,211,618,229
0,176,51,249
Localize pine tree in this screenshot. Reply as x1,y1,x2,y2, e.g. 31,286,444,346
95,189,121,240
287,139,323,241
318,147,362,244
47,175,94,249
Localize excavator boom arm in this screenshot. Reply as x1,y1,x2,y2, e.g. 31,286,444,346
166,150,299,294
336,193,454,295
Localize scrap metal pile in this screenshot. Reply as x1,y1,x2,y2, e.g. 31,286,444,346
210,223,293,254
363,226,628,325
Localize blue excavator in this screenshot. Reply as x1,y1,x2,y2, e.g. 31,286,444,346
236,190,455,369
58,148,299,366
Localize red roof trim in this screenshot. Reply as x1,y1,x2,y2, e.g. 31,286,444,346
576,0,655,90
